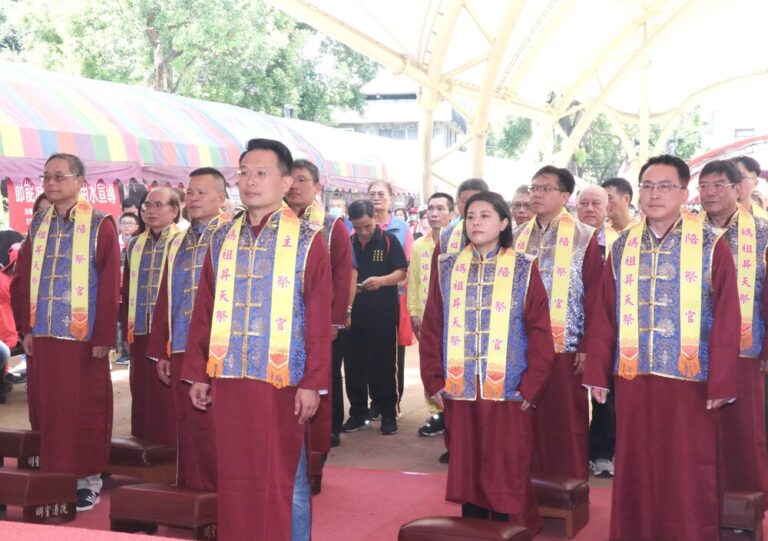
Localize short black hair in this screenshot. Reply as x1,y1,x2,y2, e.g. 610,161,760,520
514,185,530,196
638,154,691,187
119,211,139,224
240,138,293,174
292,159,320,184
731,155,761,177
45,153,85,177
533,165,575,194
189,166,227,194
601,177,633,201
463,191,513,248
700,160,741,185
428,192,455,212
348,199,375,220
456,178,489,199
122,197,139,210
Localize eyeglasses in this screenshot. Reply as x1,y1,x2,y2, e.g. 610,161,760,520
235,169,274,180
638,182,684,193
40,173,76,183
529,184,564,194
511,203,531,210
368,191,388,197
141,201,174,211
742,176,759,182
697,182,735,193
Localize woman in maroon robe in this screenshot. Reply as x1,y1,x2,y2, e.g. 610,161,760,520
419,191,554,532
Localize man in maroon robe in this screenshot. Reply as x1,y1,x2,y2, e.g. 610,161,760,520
183,138,332,541
585,154,740,540
147,168,228,491
514,166,603,481
287,158,353,452
12,153,120,512
121,186,180,445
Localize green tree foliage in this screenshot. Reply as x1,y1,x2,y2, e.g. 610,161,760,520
486,115,533,159
2,0,378,123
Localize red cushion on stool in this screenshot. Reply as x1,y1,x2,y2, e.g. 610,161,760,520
722,491,765,531
532,475,589,509
0,467,76,522
110,483,216,528
398,516,532,541
109,437,176,467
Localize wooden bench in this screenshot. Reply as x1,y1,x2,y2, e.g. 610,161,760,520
106,436,176,484
0,429,40,470
532,475,589,538
0,467,76,523
110,483,217,540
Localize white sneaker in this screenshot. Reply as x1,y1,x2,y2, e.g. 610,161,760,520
590,458,614,477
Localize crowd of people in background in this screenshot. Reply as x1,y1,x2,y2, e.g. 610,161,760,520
2,144,768,541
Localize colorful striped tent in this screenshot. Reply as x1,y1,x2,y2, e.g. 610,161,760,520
0,60,387,190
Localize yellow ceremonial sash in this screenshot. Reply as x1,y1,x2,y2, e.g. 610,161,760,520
29,196,94,340
604,224,619,255
302,200,325,230
126,224,178,343
445,246,517,399
444,220,464,254
515,209,575,352
618,215,704,379
207,209,301,388
753,203,768,219
735,207,757,351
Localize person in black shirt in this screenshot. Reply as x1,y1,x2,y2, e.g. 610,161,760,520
342,199,407,435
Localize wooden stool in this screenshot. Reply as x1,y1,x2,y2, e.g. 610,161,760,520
0,467,76,523
106,437,176,484
532,475,589,538
309,451,324,495
721,491,765,541
398,517,532,540
0,429,40,470
110,483,217,540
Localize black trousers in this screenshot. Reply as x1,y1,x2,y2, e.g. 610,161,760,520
344,325,398,419
397,345,405,407
331,332,346,435
588,382,616,461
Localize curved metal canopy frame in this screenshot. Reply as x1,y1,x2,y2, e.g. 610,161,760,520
271,0,763,196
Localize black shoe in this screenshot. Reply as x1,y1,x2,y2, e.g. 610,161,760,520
438,451,450,464
417,413,445,437
380,416,398,435
76,489,100,511
369,405,382,421
341,416,370,432
330,432,341,447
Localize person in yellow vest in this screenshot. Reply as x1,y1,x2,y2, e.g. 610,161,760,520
514,165,603,481
698,159,768,498
183,138,332,541
12,153,121,512
146,168,229,491
585,154,740,540
407,192,455,437
602,177,635,233
420,190,554,531
732,155,768,219
121,186,180,446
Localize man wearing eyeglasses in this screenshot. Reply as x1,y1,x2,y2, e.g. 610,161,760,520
514,165,602,482
509,185,534,226
121,186,181,446
698,159,768,501
585,154,741,540
183,138,332,541
732,155,768,219
12,153,121,512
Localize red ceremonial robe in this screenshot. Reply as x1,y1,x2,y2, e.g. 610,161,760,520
717,256,768,496
146,269,216,490
121,234,175,446
531,236,603,481
12,215,120,477
182,215,332,541
584,236,740,541
306,217,352,456
419,259,555,532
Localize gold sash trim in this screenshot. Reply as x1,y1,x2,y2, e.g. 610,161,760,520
444,221,464,254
